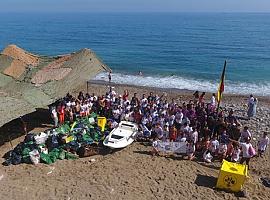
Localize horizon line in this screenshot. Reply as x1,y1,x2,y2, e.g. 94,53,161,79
1,11,270,14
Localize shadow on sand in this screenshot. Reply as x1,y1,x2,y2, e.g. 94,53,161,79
0,108,51,146
195,174,217,189
133,150,153,156
133,150,187,161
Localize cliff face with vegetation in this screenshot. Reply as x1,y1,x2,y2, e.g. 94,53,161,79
0,44,111,126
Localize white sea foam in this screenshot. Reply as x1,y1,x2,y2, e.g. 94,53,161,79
94,72,270,96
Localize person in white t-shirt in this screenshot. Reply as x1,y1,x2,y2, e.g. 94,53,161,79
153,123,163,140
190,128,198,144
175,111,183,124
258,132,270,157
239,137,254,169
168,114,175,126
239,126,252,142
231,143,241,162
51,107,58,127
218,143,227,161
180,122,191,134
203,150,213,163
209,136,219,155
112,107,121,122
141,94,148,109
210,93,216,108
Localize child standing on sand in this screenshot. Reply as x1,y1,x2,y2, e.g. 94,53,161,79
186,141,196,160
169,125,177,142
258,132,269,157
231,143,241,162
151,137,160,156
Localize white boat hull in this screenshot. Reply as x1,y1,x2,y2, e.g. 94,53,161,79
103,121,138,149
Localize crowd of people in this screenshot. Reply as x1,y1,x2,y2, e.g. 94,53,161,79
50,88,269,169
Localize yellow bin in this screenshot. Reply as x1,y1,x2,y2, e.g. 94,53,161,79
216,160,248,192
97,117,107,132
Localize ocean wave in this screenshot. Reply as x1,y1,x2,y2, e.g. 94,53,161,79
94,72,270,96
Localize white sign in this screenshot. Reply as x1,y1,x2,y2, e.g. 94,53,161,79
156,141,187,154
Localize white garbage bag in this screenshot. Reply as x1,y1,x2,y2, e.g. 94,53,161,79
34,132,48,144
88,117,95,124
29,149,40,165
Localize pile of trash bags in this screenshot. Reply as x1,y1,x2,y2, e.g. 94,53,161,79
3,113,105,166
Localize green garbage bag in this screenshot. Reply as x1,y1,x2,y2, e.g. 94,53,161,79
25,141,34,145
83,133,93,142
49,149,60,163
65,152,78,160
58,149,66,160
56,123,70,134
40,153,53,164
50,155,57,163
87,124,95,129
89,112,97,119
22,155,31,164
91,131,102,141
22,147,31,157
80,118,92,128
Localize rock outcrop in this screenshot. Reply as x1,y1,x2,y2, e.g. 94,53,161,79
0,44,111,126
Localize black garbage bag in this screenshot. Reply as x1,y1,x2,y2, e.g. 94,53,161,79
13,142,24,155
46,135,59,150
2,150,20,165
2,158,12,166
11,152,22,165
76,132,84,143
66,141,80,153
3,150,13,159
24,133,35,143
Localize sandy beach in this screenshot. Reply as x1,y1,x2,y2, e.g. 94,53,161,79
0,81,269,200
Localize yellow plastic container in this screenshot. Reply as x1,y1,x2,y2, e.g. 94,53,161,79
97,117,107,132
216,160,248,192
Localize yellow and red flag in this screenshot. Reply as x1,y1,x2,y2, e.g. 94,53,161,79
217,60,227,107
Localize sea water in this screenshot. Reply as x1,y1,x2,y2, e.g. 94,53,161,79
0,12,270,95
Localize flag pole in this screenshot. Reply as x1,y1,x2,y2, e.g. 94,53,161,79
216,60,227,113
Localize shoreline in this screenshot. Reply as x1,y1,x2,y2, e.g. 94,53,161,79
94,72,270,97
87,79,270,106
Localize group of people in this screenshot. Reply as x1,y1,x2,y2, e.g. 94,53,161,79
50,88,269,169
